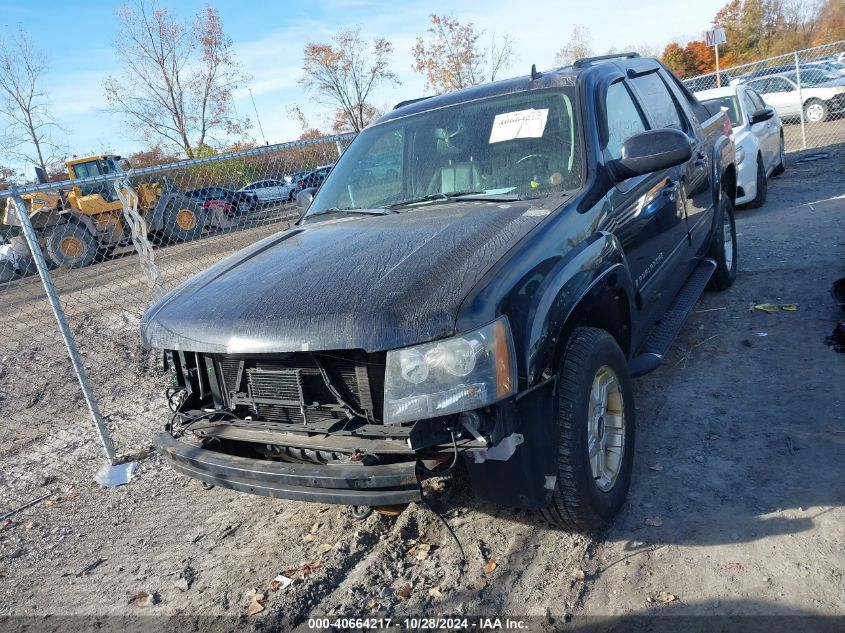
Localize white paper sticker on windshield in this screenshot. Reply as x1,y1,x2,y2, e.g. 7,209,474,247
489,108,549,144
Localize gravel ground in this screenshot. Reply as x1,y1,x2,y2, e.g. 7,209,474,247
0,148,843,628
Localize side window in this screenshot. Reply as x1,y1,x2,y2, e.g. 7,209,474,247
770,78,794,93
748,90,766,111
604,80,647,160
741,91,757,120
630,72,685,131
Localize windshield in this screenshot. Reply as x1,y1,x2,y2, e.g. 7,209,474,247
306,88,583,216
702,97,741,126
794,69,837,86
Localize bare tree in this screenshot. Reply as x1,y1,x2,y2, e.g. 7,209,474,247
412,14,516,94
555,25,595,66
0,27,63,174
300,27,398,134
104,1,250,158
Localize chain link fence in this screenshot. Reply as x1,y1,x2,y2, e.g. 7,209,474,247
0,133,354,512
683,39,845,152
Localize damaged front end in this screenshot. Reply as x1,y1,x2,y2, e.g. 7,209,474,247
156,342,542,508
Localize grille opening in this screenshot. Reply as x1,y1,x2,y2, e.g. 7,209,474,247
214,350,386,426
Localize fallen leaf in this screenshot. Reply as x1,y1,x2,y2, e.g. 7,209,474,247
484,559,497,574
317,543,333,555
132,591,159,608
658,591,677,603
753,303,779,313
1,518,13,530
396,583,412,599
65,492,80,501
472,579,488,591
780,304,798,311
270,574,294,591
648,464,663,471
24,522,34,530
318,506,331,513
245,590,266,615
644,516,663,527
428,587,443,599
310,523,320,534
302,533,315,543
572,569,586,582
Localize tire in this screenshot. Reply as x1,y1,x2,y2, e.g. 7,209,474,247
707,194,737,291
46,223,98,268
771,134,785,177
803,99,828,123
749,155,768,208
541,327,636,531
161,199,206,243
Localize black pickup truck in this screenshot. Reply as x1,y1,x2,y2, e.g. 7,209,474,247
142,53,736,530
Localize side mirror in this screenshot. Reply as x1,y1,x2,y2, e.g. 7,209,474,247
750,107,775,124
608,128,693,181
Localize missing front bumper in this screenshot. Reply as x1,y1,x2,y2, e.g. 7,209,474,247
155,433,422,506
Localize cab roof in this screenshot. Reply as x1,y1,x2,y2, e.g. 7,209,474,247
378,53,664,125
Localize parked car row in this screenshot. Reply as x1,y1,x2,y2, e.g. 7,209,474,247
185,165,337,215
694,83,785,208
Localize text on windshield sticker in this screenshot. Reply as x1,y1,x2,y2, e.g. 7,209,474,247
489,108,549,143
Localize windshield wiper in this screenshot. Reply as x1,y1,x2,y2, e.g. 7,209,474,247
387,191,488,208
308,207,396,218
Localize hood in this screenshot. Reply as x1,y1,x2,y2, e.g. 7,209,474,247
141,200,555,354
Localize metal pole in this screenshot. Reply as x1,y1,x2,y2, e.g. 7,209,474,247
9,192,118,465
795,52,807,150
335,140,344,158
715,44,721,87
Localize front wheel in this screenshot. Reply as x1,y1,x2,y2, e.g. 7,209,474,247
804,99,828,123
749,155,767,208
46,223,98,268
161,199,207,243
541,327,636,531
771,134,785,177
707,193,737,291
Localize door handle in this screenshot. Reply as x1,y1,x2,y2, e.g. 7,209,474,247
662,179,679,196
694,151,706,167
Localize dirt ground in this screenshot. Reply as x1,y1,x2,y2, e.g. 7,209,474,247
0,147,843,629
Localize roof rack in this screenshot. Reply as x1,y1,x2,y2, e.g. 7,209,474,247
393,96,434,110
572,52,640,69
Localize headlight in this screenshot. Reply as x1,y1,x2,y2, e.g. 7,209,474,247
736,147,746,164
383,316,517,425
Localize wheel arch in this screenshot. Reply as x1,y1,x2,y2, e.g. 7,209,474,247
524,232,636,386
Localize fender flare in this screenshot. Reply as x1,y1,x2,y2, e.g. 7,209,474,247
523,231,636,385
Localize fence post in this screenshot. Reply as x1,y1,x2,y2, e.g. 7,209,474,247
795,52,807,150
8,192,135,486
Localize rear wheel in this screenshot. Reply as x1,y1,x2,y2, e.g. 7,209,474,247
804,99,828,123
46,223,98,268
161,199,206,243
771,134,785,177
541,327,636,531
707,194,737,291
749,155,768,208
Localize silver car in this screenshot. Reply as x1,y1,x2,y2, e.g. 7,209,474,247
238,179,297,203
745,69,845,123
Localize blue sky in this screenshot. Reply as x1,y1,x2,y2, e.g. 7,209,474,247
0,0,726,170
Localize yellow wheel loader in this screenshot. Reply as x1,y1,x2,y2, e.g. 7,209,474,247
1,155,231,268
